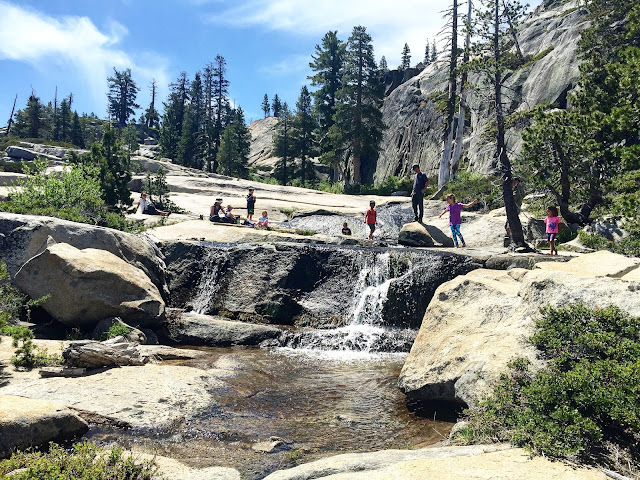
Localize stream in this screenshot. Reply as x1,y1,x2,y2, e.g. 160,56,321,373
89,246,454,479
87,347,452,479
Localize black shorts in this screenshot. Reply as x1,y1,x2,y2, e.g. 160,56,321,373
143,205,160,215
368,223,376,232
247,207,255,215
547,233,557,241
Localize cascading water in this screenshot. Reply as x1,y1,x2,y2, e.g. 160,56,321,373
274,250,417,355
190,249,227,314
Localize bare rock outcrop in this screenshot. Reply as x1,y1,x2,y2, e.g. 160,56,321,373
0,212,169,301
374,1,588,182
0,395,88,458
398,251,640,407
14,243,165,329
263,444,606,480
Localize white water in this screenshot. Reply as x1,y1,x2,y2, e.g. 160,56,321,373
190,250,225,314
278,251,416,355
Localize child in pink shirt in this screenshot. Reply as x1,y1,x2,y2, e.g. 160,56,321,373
544,206,561,255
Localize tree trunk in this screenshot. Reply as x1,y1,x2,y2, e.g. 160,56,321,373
6,94,17,135
352,139,362,184
439,0,458,189
451,0,472,178
494,0,526,248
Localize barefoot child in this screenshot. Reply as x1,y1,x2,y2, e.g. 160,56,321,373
544,206,561,255
365,201,377,240
246,187,256,221
439,194,478,247
257,211,269,228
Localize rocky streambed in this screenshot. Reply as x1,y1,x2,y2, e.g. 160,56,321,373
1,212,635,480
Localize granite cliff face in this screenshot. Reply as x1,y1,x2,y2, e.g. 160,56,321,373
374,0,588,183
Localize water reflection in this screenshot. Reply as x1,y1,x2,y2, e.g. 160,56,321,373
89,346,452,479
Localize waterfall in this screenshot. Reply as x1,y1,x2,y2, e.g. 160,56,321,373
273,250,417,354
190,249,227,314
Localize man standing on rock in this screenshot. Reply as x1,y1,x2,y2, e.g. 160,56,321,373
411,164,429,223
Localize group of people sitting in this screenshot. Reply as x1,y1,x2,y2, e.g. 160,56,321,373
209,197,269,228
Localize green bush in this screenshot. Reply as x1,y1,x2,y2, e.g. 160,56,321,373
106,322,131,339
0,158,141,232
578,230,640,257
0,441,159,479
456,303,640,469
443,171,503,210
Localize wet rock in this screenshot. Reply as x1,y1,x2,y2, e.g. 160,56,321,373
92,317,147,344
162,312,281,347
14,243,165,329
399,252,640,407
263,444,606,480
0,394,88,458
0,213,169,301
138,345,207,360
163,241,480,329
398,222,435,247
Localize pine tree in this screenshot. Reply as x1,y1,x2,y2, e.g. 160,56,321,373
71,111,85,148
144,79,159,129
159,72,190,160
178,72,204,168
438,0,460,189
424,39,431,65
292,86,317,185
431,40,438,62
332,26,385,184
261,94,270,117
379,56,389,73
59,98,72,143
272,94,282,118
202,62,216,172
308,30,345,181
90,122,132,210
217,107,250,178
272,103,294,185
13,93,45,138
211,55,230,172
519,0,640,225
401,43,411,69
472,0,528,247
107,68,140,126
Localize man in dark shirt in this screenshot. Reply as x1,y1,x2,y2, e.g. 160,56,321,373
411,164,429,222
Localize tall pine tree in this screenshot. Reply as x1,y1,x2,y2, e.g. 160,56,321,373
107,68,140,127
401,43,411,69
308,30,345,181
292,86,317,185
217,107,250,178
332,26,385,184
272,103,294,185
262,94,270,117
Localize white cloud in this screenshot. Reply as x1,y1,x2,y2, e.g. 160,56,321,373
0,1,169,115
207,0,450,68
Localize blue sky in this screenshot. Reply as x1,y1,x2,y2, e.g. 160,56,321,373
0,0,541,125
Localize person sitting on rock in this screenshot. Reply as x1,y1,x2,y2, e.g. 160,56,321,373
342,222,352,236
137,192,170,216
225,205,237,223
210,198,224,222
257,211,269,228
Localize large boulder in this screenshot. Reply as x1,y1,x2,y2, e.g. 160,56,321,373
263,444,606,480
162,312,281,346
14,243,165,329
398,222,435,247
0,213,169,301
398,252,640,407
0,394,88,458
